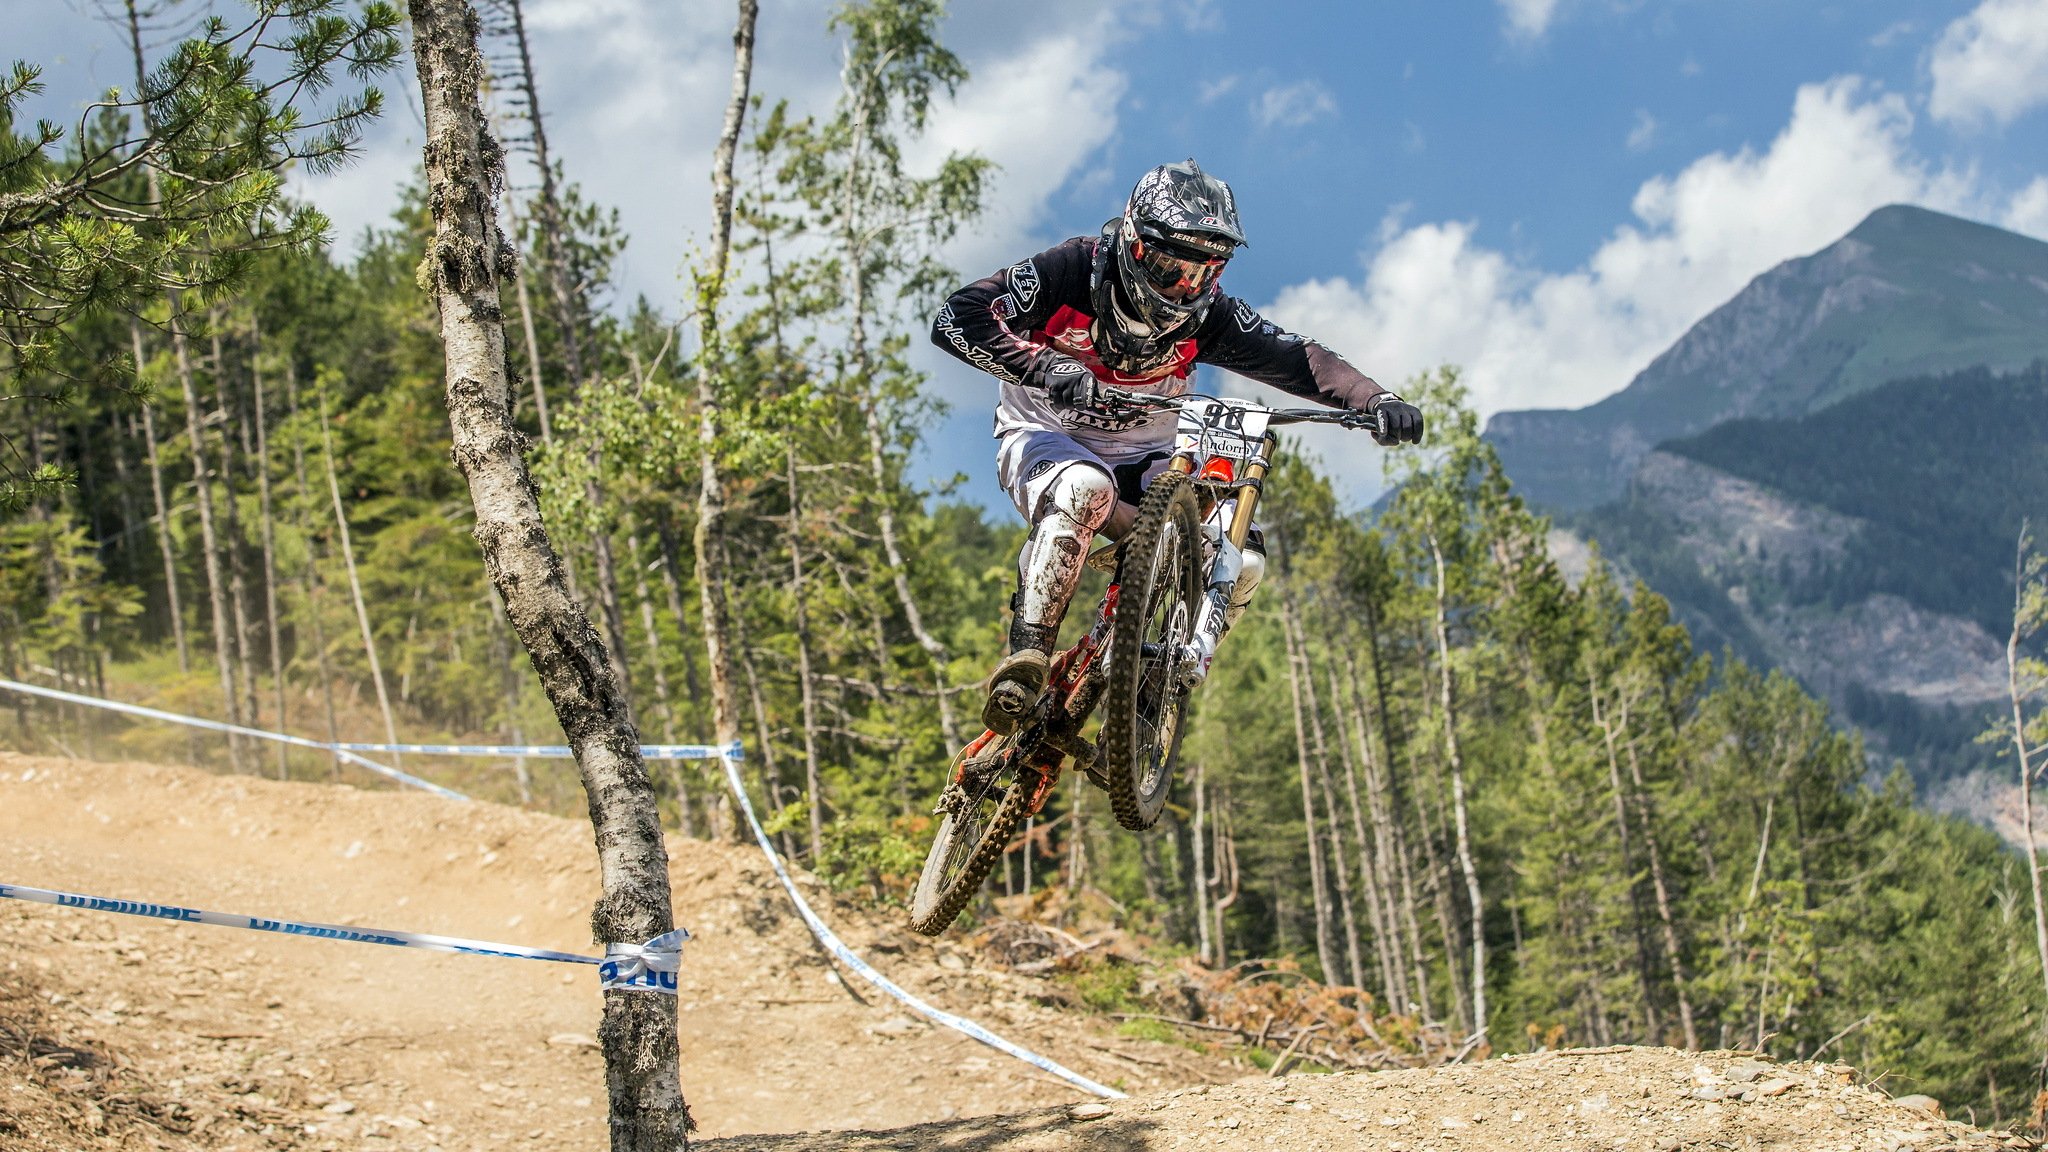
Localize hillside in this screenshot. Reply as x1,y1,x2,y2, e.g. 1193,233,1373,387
0,751,2021,1152
1488,205,2048,510
0,752,1234,1148
1562,366,2048,789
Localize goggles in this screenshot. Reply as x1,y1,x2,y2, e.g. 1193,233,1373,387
1130,235,1228,302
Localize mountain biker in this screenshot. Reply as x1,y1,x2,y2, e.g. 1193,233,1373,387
931,159,1425,737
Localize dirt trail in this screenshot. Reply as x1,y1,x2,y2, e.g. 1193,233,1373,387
0,752,1232,1149
699,1047,2013,1151
0,752,2024,1152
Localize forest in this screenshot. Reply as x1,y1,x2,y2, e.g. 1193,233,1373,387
5,0,2046,1128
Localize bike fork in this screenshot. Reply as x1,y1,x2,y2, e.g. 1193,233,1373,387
1178,433,1274,689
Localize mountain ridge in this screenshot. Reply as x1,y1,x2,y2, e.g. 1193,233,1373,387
1487,204,2048,510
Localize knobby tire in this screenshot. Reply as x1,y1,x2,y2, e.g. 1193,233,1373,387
908,740,1038,936
1101,470,1201,832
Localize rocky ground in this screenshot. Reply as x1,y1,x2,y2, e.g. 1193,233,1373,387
0,751,2033,1151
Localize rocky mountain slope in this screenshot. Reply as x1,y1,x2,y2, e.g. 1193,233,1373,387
1556,367,2048,794
2,751,2022,1152
1488,205,2048,510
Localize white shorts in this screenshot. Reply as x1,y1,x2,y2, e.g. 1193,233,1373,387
996,427,1175,541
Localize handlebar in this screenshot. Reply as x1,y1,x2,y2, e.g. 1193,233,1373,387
1092,384,1385,434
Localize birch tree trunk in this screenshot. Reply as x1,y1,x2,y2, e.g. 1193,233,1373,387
408,2,689,1145
1328,660,1395,1004
2007,532,2048,1020
173,313,244,770
287,364,345,778
1192,760,1213,966
786,447,827,861
212,325,260,728
1428,532,1487,1040
318,387,402,760
251,322,288,776
692,0,760,843
1280,600,1339,985
1623,727,1698,1049
131,325,192,672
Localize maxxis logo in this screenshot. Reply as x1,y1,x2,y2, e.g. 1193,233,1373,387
935,304,1022,383
1009,259,1041,311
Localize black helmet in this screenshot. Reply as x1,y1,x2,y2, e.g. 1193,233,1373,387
1091,160,1245,373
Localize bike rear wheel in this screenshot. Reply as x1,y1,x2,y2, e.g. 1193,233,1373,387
908,734,1040,936
1100,470,1202,832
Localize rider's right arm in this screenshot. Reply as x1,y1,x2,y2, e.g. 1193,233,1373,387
930,237,1093,384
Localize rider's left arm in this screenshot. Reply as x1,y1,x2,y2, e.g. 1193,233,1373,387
1192,298,1386,410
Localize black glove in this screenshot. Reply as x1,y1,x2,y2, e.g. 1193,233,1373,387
1365,392,1424,446
1026,353,1098,410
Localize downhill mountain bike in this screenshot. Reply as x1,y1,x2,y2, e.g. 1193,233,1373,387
908,387,1385,936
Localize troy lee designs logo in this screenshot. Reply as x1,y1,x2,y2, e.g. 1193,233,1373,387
935,303,1022,384
1008,259,1040,311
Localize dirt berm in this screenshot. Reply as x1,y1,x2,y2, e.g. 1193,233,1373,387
0,752,2022,1151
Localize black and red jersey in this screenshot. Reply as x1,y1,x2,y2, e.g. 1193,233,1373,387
931,233,1384,454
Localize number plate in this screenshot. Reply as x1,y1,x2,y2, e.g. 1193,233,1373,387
1175,397,1271,470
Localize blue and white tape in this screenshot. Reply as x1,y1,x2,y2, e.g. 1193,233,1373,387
717,754,1126,1099
1,676,1122,1096
0,678,744,803
0,881,687,993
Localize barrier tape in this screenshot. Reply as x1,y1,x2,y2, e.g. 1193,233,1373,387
716,752,1127,1099
0,676,1123,1096
0,678,744,803
0,882,688,993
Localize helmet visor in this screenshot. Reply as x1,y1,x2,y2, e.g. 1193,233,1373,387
1130,236,1227,303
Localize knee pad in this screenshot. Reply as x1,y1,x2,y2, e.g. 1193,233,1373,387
1042,464,1116,535
1013,465,1115,638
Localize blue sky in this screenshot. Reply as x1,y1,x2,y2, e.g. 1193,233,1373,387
17,0,2048,507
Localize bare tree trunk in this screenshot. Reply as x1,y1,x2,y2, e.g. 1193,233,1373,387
1212,798,1239,967
1191,761,1213,964
2009,530,2048,1021
691,0,760,844
653,515,703,713
1298,621,1364,992
1279,599,1339,985
1588,667,1659,1038
249,322,288,776
626,529,676,745
1427,532,1486,1040
408,4,688,1145
1623,728,1699,1049
786,447,827,861
286,363,344,778
131,325,191,673
212,324,260,730
318,385,402,761
504,193,553,444
173,312,244,770
1328,659,1394,1004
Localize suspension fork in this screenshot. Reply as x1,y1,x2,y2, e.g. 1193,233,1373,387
1225,432,1276,550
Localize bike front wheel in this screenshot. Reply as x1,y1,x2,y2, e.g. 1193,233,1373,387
908,733,1040,936
1100,469,1202,832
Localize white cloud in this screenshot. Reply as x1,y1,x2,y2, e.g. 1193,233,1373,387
1929,0,2048,127
1252,80,1337,129
1500,0,1562,39
1626,109,1658,152
2007,176,2048,237
292,0,1128,311
1198,75,1240,105
905,23,1127,282
1258,78,1974,434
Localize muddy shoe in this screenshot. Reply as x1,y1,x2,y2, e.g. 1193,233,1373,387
981,649,1050,736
